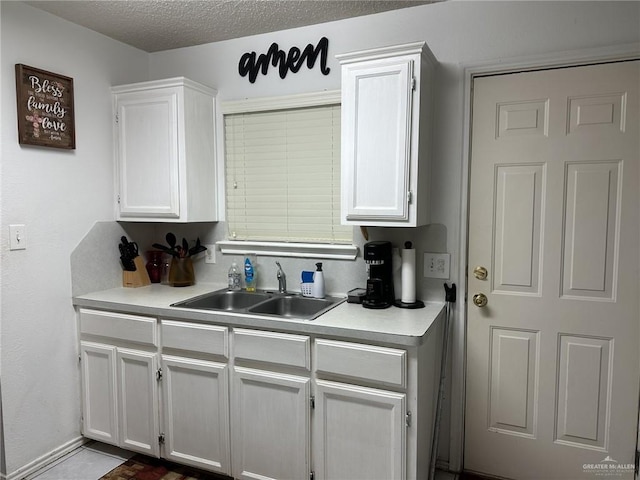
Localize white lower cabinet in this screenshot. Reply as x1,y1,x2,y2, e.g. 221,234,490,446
117,348,160,456
80,341,159,457
160,319,231,474
80,342,118,445
79,308,443,479
232,367,310,480
313,380,406,480
161,355,230,473
79,309,160,456
230,328,311,480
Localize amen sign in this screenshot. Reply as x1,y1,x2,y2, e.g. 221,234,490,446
238,37,331,84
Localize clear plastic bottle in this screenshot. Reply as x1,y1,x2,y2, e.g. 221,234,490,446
228,262,241,290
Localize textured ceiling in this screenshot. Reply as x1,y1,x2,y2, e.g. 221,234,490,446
26,0,434,52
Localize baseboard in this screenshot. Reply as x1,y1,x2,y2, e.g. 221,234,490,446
5,436,88,480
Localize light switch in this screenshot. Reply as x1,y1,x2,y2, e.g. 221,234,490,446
9,224,26,250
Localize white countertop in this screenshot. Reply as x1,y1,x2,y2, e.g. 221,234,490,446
73,283,445,347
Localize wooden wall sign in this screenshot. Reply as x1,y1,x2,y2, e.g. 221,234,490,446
239,37,331,84
15,64,75,149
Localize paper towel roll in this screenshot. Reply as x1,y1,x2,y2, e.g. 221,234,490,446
401,247,416,304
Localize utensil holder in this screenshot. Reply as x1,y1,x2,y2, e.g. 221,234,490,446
123,257,151,288
169,257,195,287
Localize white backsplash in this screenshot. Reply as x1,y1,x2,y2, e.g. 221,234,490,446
71,221,451,303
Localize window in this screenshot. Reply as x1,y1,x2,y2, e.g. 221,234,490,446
223,92,352,247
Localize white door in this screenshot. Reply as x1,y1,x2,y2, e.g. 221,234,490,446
117,348,160,456
115,89,180,219
465,61,639,479
161,355,230,474
342,57,413,223
80,342,118,445
313,379,406,480
232,367,310,480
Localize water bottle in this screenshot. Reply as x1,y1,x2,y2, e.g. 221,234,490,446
228,262,241,290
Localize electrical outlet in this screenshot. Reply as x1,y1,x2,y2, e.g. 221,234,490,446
424,253,450,279
204,244,216,264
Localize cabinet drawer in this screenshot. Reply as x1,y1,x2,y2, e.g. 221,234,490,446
161,320,228,357
315,339,407,388
233,329,310,370
79,309,157,346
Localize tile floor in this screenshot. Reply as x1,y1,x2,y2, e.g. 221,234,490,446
27,441,459,480
27,442,135,480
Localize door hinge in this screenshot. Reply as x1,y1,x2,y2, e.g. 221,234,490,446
405,411,412,427
156,368,163,381
407,191,413,204
635,450,639,475
310,471,315,480
78,354,82,364
310,396,315,410
158,433,165,444
115,113,119,124
117,194,121,204
411,77,416,91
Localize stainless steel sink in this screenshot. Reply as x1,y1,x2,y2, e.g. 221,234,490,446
172,290,272,311
247,295,338,320
171,288,345,320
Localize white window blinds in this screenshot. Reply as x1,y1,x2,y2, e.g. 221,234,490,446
224,104,352,244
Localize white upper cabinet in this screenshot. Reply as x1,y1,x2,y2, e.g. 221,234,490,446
113,78,218,222
338,42,436,226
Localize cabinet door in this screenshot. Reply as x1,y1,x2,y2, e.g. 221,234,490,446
342,58,414,223
232,367,310,480
314,379,407,480
115,89,180,219
80,342,118,445
162,355,231,474
117,348,160,456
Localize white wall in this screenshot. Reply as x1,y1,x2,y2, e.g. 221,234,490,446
0,2,149,475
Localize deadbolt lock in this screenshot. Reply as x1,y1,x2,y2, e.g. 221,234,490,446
473,266,488,280
473,293,488,308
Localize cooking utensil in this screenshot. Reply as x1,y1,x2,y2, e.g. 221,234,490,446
166,232,177,249
119,237,138,271
126,241,138,258
188,245,207,256
152,243,179,257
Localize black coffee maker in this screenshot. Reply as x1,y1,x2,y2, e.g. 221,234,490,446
363,241,394,309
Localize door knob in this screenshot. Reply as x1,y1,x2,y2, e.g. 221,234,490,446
473,293,488,308
473,266,488,280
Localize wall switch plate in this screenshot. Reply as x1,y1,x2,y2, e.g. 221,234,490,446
9,224,27,250
424,252,450,279
204,244,216,264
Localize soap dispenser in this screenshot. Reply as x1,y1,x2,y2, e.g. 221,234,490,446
312,262,325,299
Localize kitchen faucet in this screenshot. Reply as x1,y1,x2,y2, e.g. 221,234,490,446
276,261,286,293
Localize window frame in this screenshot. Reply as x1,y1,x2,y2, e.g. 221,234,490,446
218,90,358,261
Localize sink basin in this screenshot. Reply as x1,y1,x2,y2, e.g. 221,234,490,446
172,290,272,311
172,288,345,320
247,295,338,320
